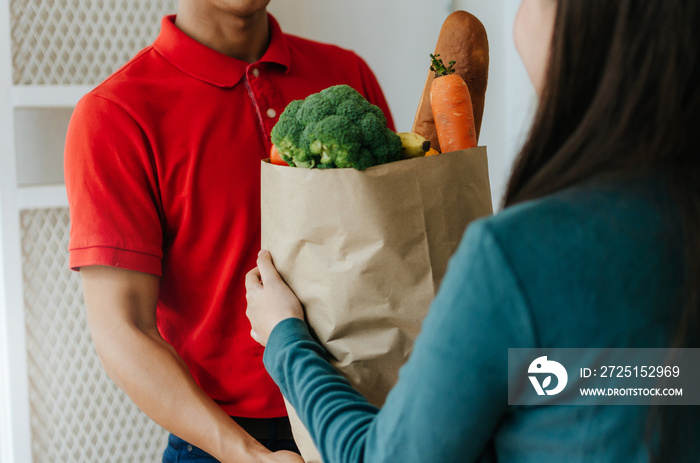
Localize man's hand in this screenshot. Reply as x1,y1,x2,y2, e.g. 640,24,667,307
245,250,305,346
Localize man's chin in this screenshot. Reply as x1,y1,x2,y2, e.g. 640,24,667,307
214,0,271,18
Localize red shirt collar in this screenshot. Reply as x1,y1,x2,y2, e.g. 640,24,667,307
153,14,291,88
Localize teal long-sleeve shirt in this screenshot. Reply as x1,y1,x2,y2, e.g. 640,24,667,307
263,179,696,462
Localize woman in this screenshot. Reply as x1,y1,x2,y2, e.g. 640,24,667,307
245,0,700,461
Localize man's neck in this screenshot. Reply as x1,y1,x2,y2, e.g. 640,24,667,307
174,5,269,63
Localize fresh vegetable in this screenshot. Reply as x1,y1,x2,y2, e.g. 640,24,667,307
398,132,432,159
429,54,478,153
425,147,440,156
412,11,489,152
269,144,287,166
270,85,402,170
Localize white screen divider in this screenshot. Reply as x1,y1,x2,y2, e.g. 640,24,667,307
2,1,176,461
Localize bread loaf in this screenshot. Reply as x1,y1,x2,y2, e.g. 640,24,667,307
412,11,489,152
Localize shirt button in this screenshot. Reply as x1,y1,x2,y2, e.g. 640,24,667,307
187,444,193,452
266,108,277,118
251,68,260,78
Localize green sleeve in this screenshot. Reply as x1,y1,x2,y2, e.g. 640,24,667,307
264,219,537,462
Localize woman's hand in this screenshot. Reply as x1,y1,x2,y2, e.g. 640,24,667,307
245,250,304,346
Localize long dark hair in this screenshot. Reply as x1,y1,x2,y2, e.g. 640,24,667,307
503,0,700,460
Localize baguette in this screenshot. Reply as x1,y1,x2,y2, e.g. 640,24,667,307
412,11,489,152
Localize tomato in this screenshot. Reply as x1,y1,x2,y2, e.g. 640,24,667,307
269,144,287,166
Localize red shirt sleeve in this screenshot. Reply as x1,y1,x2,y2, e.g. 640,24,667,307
64,92,164,275
353,53,397,132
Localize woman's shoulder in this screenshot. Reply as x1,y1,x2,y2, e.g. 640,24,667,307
476,176,678,256
458,176,684,347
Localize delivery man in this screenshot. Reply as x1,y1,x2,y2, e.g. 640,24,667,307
64,1,395,461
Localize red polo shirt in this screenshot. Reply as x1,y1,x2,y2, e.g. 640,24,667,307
65,14,395,418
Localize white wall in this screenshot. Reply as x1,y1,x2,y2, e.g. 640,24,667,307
268,0,537,209
455,0,537,208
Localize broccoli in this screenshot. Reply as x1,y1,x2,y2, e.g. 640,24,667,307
270,85,401,170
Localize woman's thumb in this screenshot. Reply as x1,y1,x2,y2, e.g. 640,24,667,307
257,250,280,283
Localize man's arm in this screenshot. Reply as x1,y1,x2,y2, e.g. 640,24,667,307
80,265,297,463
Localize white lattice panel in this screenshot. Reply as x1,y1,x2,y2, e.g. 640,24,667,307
10,0,176,85
20,208,168,462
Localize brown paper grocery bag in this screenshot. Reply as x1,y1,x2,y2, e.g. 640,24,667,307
260,147,492,462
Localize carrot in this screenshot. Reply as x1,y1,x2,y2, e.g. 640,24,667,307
429,54,478,153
